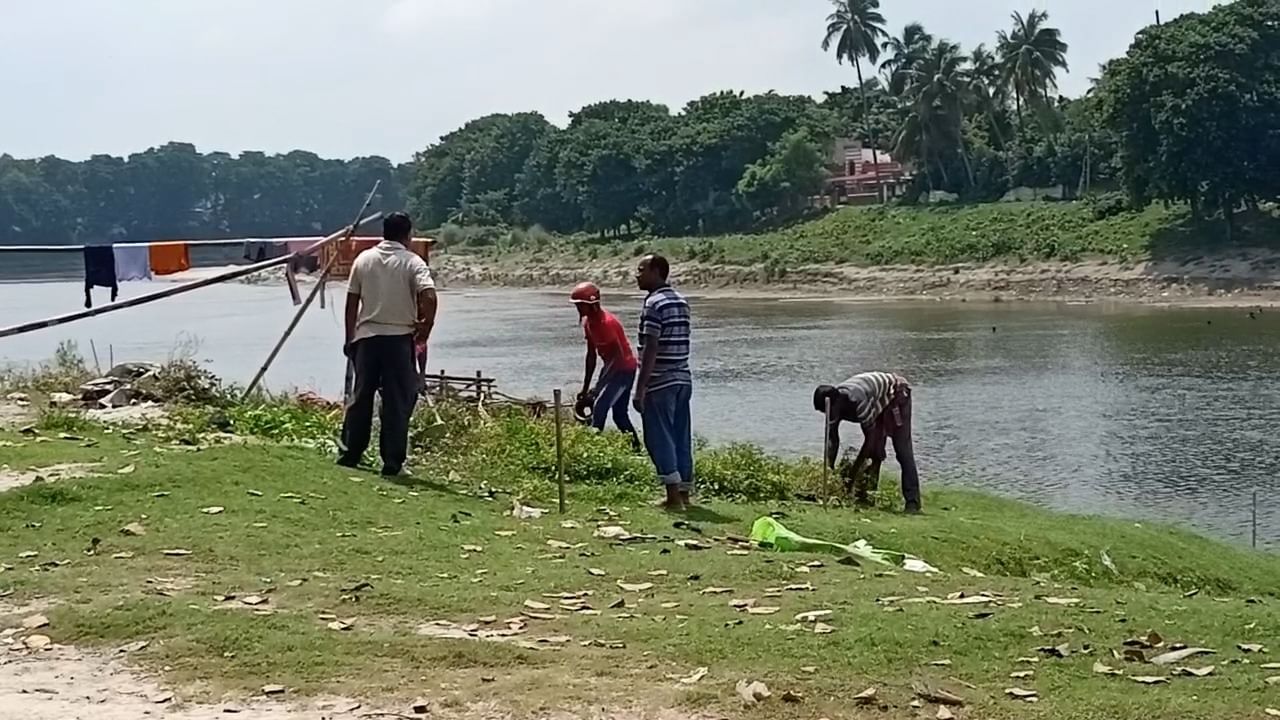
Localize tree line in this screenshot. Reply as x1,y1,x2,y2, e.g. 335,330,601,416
0,144,406,245
2,0,1275,249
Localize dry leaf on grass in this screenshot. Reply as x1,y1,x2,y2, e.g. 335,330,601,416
493,531,516,538
261,685,286,696
617,581,654,593
587,568,606,576
780,690,803,703
240,596,268,606
1010,670,1035,679
1042,597,1082,606
1265,709,1280,717
1005,687,1038,701
812,622,836,634
523,600,551,611
914,686,965,706
1172,666,1215,677
729,598,756,609
1130,676,1169,685
673,667,708,685
21,614,48,630
120,523,146,537
201,506,225,515
747,606,781,615
700,587,733,595
23,634,51,650
1150,647,1215,665
1036,643,1071,658
853,687,878,704
1093,661,1123,676
795,610,833,623
1267,676,1280,686
936,706,955,720
960,567,986,578
735,679,771,704
148,691,174,704
162,549,192,556
1239,643,1267,654
929,659,952,667
647,569,669,577
117,465,136,475
785,583,816,592
461,544,484,553
327,620,354,631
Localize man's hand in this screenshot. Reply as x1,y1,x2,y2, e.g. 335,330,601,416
343,341,354,359
632,391,646,414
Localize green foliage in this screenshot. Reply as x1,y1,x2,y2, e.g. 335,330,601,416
735,131,829,223
36,406,91,434
223,401,340,444
135,359,229,407
0,340,92,394
694,443,808,501
1100,0,1280,232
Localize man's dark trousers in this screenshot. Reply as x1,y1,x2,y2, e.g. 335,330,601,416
339,334,418,471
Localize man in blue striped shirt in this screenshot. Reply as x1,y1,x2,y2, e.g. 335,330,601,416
632,254,694,511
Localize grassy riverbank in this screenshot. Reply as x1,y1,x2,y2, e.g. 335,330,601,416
2,368,1280,719
434,202,1280,300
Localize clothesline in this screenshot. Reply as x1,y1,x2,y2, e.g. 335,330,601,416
0,213,383,341
0,237,334,253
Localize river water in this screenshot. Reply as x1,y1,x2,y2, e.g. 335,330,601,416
3,280,1279,547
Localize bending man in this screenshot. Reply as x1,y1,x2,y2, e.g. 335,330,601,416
813,372,920,514
571,281,641,449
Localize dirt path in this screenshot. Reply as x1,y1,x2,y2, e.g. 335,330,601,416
0,645,370,720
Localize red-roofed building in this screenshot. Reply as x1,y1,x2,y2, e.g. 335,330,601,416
822,139,911,205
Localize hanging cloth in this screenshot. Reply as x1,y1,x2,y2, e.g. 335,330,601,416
113,244,152,282
149,242,191,275
83,245,118,309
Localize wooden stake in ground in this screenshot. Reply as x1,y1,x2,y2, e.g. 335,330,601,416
241,182,381,399
822,397,832,501
554,388,566,513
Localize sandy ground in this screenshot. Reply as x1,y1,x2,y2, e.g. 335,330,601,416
0,644,372,720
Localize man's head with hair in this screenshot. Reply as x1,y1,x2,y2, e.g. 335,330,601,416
635,253,670,292
813,385,838,413
383,212,413,244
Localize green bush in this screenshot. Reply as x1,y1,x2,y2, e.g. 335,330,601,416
137,359,229,407
694,443,807,501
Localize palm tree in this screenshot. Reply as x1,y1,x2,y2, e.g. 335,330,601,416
997,9,1069,129
821,0,889,197
880,23,935,97
893,40,974,190
967,43,1008,147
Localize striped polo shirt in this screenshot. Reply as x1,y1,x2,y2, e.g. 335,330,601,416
837,372,898,424
638,285,692,392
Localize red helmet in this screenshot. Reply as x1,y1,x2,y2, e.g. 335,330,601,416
570,281,601,304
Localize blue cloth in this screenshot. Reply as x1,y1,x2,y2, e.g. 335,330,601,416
641,384,693,491
591,369,637,434
112,245,152,282
638,284,692,392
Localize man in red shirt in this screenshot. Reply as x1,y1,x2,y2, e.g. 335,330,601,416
572,282,641,449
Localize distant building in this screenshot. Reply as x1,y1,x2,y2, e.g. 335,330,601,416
821,139,911,206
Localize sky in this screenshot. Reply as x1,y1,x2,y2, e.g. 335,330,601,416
0,0,1229,162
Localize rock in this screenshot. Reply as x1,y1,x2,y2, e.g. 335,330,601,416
105,362,159,381
120,522,147,537
47,392,77,407
98,387,137,408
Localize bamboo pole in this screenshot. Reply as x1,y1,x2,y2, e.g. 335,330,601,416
1252,489,1259,549
240,182,382,399
89,339,102,374
554,388,566,514
0,214,382,341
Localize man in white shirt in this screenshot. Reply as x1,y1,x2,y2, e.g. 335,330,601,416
337,212,438,476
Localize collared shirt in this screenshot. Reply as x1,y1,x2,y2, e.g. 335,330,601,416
638,285,692,391
837,372,899,425
584,309,638,374
348,240,434,342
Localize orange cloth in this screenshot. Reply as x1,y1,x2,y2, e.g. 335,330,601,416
149,243,191,275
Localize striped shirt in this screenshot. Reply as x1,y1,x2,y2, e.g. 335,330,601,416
638,285,692,392
838,372,898,425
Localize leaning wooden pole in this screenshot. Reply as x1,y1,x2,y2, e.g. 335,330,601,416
822,397,833,501
241,182,382,399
